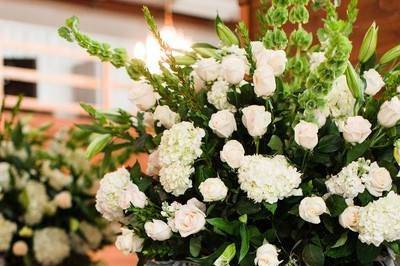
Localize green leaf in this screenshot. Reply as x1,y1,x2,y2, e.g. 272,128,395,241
316,135,342,153
268,135,283,153
263,202,278,215
325,194,347,217
207,218,239,236
85,133,112,159
331,232,348,249
356,241,382,264
190,236,202,257
239,224,250,263
346,141,370,164
236,197,261,215
302,244,325,266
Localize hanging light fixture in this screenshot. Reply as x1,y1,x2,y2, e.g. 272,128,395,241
133,0,192,73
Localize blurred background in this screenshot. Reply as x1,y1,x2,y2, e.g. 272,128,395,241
0,0,399,265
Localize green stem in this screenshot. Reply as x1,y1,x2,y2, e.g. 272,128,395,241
254,137,260,154
370,127,384,147
301,150,310,171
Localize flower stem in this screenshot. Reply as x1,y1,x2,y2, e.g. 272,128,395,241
254,137,260,154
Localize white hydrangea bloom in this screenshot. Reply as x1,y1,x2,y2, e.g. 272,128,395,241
358,192,400,246
158,122,205,167
33,228,70,266
41,161,72,191
159,162,194,196
0,162,11,192
238,155,302,203
24,181,49,225
207,79,236,112
325,75,356,121
0,214,17,252
325,158,369,199
0,141,28,160
95,167,147,221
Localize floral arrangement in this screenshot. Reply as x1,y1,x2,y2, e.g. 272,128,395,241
59,0,400,265
0,101,117,266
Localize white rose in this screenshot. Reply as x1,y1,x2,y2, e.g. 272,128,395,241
186,198,206,213
339,206,360,232
220,140,245,169
364,69,385,96
153,105,180,129
299,196,327,224
195,58,220,82
118,183,148,209
191,71,205,92
199,178,228,202
54,191,72,209
144,219,173,241
362,165,392,197
173,204,206,237
253,65,276,98
397,85,400,93
251,41,266,63
257,49,287,76
309,52,326,71
294,120,319,150
209,110,237,138
254,243,281,266
221,54,247,84
377,97,400,128
241,105,272,137
115,228,144,255
146,149,161,176
12,241,28,256
129,81,157,111
342,116,372,144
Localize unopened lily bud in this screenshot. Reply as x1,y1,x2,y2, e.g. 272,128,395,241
380,44,400,65
359,22,378,63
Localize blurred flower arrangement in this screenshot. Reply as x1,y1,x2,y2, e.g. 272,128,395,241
0,99,117,266
59,0,400,265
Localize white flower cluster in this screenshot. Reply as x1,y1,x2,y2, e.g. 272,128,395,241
324,75,356,121
95,167,148,221
41,161,72,191
0,215,17,252
161,198,206,238
157,122,205,196
238,155,302,203
0,162,11,193
115,227,144,255
33,227,70,265
207,79,236,112
24,180,50,225
358,192,400,246
325,158,392,199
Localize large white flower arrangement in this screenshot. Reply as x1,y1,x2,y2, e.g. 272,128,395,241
60,0,400,265
0,112,116,266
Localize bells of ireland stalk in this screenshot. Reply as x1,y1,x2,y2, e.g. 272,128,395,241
358,22,378,63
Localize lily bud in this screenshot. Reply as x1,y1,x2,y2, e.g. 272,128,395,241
214,243,236,266
345,62,364,105
174,55,196,65
358,22,378,63
216,18,239,46
86,133,112,159
379,44,400,65
394,140,400,165
192,43,218,58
